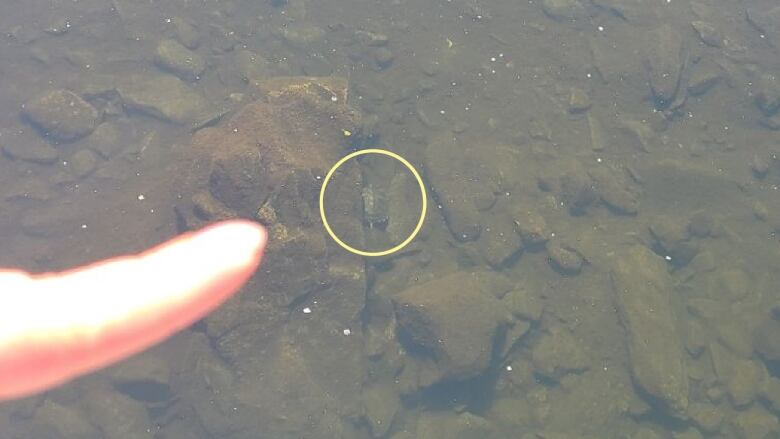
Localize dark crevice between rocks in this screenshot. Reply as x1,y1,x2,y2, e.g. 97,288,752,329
762,357,780,378
628,383,689,431
417,372,497,415
403,323,511,415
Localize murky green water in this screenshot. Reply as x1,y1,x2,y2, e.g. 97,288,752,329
2,0,780,438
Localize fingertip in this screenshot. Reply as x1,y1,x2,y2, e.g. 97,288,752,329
196,220,268,267
217,220,267,256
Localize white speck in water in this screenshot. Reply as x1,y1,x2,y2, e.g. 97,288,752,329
506,365,512,371
343,329,351,335
81,224,87,229
138,194,145,201
303,307,312,314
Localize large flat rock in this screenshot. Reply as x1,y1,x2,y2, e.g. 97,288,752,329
610,245,689,417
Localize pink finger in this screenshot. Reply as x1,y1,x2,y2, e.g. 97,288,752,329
0,220,267,401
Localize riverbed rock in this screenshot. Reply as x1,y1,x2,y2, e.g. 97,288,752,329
610,245,688,417
415,412,496,439
361,383,400,438
115,73,212,125
280,22,325,49
537,160,597,215
648,217,698,268
644,25,685,109
392,271,509,381
1,132,59,164
154,38,206,81
83,121,126,159
477,212,524,267
22,89,100,142
531,327,589,380
691,21,723,48
234,49,272,83
588,165,639,215
30,399,101,439
67,149,98,179
546,240,585,275
510,211,548,250
424,136,484,241
172,17,201,49
81,380,154,439
687,401,723,434
504,287,543,323
730,405,779,439
688,60,723,97
754,73,780,116
746,5,780,48
541,0,586,22
754,313,780,362
169,76,368,439
727,359,766,407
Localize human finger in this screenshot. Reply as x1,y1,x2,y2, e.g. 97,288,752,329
0,220,266,401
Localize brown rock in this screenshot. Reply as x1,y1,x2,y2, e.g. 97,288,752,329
392,271,509,381
23,89,99,142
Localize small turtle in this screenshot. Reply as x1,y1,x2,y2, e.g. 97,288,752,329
361,183,388,229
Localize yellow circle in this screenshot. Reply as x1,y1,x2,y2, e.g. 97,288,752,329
319,148,427,257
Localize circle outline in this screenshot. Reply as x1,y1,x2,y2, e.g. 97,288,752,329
319,148,427,257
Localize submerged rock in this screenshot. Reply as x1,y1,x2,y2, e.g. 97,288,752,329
416,411,496,439
531,327,589,380
361,383,400,437
1,134,59,164
477,213,524,268
392,271,509,381
424,136,483,241
746,5,780,48
22,89,100,142
114,73,212,125
755,73,780,116
541,0,585,22
754,314,780,362
643,25,685,109
588,165,639,215
610,245,688,417
154,38,206,81
170,76,367,439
